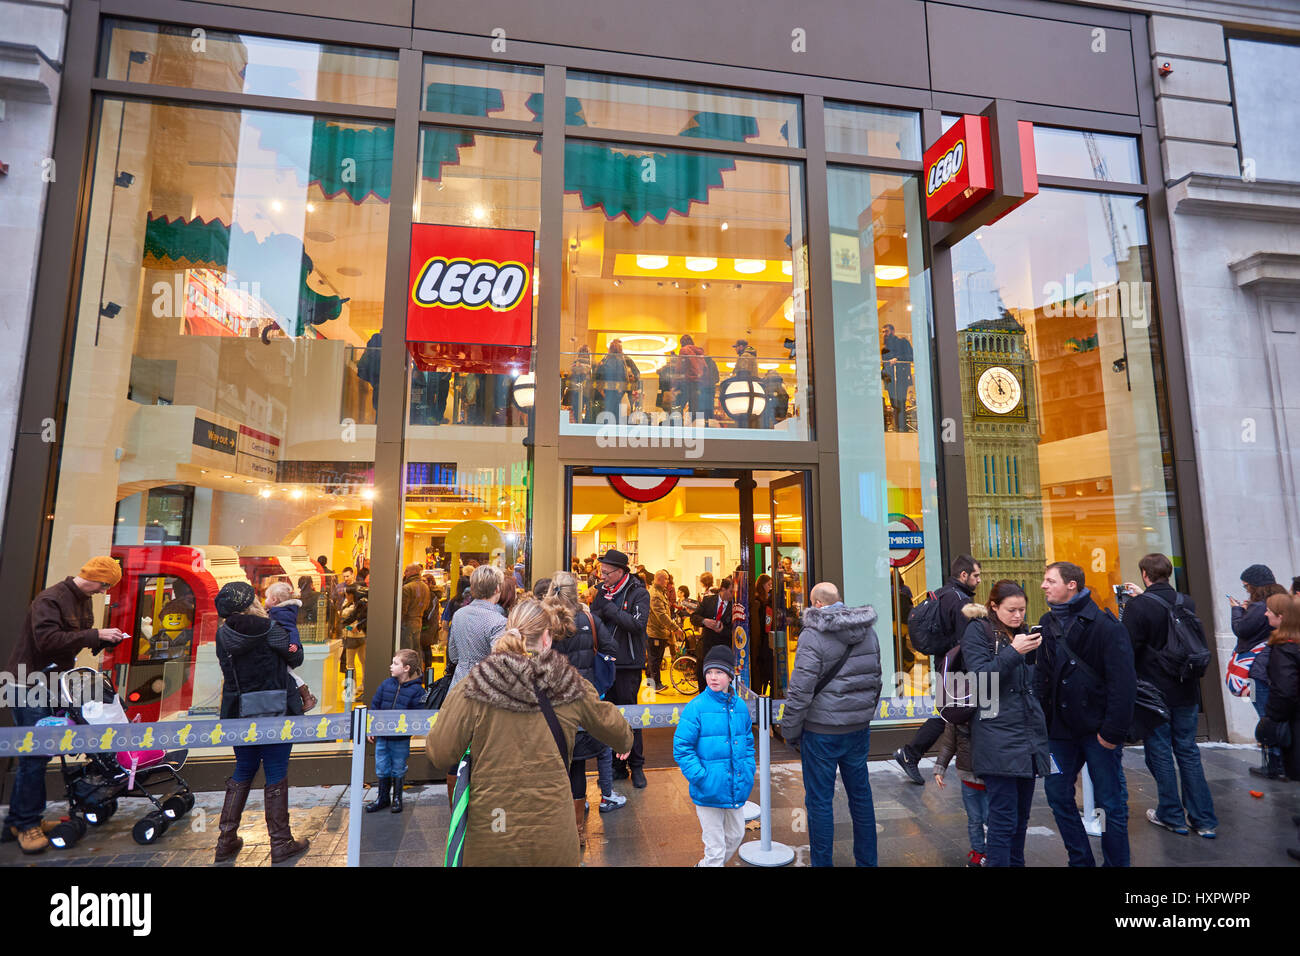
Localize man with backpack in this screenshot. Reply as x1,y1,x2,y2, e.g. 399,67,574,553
781,582,882,866
1035,561,1136,867
893,555,982,785
1120,553,1217,838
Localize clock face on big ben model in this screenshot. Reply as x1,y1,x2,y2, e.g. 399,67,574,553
976,365,1023,415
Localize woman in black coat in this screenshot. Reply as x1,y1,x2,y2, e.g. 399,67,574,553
1233,579,1286,777
212,582,310,865
959,580,1051,867
546,571,620,846
1259,593,1300,781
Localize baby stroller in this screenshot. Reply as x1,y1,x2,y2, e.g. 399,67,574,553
43,667,194,848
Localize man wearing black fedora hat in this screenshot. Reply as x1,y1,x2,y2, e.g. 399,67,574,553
592,549,651,788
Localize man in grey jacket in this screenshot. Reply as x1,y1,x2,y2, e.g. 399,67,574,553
447,565,507,690
781,582,882,866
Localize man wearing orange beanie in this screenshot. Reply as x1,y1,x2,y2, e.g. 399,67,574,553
2,557,128,855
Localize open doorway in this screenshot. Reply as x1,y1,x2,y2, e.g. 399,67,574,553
566,466,811,707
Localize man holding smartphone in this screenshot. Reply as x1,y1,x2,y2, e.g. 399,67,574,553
1035,561,1137,867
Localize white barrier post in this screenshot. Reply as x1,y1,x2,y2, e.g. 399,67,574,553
347,706,367,867
1080,765,1104,837
738,696,794,866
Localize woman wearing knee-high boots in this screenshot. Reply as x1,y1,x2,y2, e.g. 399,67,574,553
212,582,310,864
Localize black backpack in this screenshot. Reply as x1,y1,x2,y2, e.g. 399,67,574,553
1146,592,1211,683
907,588,955,656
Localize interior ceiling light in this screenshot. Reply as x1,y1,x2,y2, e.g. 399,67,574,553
758,362,780,370
472,205,488,221
685,257,717,272
733,259,766,274
781,261,793,276
636,254,669,270
306,202,316,212
875,265,909,281
720,221,729,231
783,300,795,322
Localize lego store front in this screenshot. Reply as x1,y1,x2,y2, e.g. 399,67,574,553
19,14,1198,771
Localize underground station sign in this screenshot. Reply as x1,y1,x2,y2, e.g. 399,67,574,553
406,223,534,373
924,111,1038,229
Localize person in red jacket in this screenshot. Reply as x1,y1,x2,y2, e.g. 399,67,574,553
2,557,128,854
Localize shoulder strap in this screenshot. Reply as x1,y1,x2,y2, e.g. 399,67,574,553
584,607,599,653
815,642,855,697
532,682,568,765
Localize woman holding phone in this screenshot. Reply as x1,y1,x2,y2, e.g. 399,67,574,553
959,580,1051,867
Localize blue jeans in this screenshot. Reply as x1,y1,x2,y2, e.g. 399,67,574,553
800,727,877,867
959,781,990,855
375,737,411,778
983,775,1035,866
597,746,613,796
1143,704,1217,830
1044,736,1129,867
232,743,293,785
1253,683,1283,760
3,704,53,830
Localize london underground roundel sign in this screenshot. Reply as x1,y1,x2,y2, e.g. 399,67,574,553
606,474,680,503
888,512,924,568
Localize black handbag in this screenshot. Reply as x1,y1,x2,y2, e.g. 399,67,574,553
221,649,289,718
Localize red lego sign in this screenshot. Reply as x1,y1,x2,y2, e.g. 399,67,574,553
924,115,1038,225
924,115,995,222
406,223,535,373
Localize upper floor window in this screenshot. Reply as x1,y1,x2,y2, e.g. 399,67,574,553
1229,37,1300,182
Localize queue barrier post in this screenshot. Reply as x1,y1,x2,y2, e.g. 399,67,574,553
738,695,794,867
347,706,367,868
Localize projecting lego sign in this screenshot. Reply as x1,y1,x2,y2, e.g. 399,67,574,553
924,115,1038,225
406,223,534,373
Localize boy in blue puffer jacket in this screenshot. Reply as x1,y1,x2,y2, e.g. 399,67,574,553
673,646,756,866
365,649,426,813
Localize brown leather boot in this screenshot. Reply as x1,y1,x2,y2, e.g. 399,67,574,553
574,798,587,849
213,777,252,863
264,780,310,864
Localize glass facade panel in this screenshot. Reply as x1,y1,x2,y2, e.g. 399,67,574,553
826,167,941,721
1229,38,1300,182
98,19,398,107
401,129,540,669
422,57,545,123
560,140,811,440
1032,126,1142,183
565,72,802,147
824,103,922,161
50,98,391,727
952,188,1178,620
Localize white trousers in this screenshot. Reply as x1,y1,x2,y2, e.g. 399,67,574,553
696,806,745,866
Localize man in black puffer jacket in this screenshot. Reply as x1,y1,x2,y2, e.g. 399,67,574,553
894,555,981,784
1035,562,1136,868
591,550,651,788
782,582,882,867
213,582,309,865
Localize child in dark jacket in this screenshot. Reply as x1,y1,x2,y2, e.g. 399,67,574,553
265,581,316,712
672,646,756,866
934,720,988,867
366,649,426,813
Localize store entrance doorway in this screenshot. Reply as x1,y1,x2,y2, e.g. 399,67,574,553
566,466,812,708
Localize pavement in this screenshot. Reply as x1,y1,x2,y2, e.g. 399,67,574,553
3,743,1297,866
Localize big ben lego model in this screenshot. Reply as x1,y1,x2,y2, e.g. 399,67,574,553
959,313,1047,619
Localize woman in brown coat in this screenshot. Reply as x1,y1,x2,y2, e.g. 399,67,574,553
426,596,633,866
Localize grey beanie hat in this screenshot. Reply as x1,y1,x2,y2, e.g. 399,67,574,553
1240,564,1276,588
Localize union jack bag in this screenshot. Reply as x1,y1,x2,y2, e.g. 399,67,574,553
1225,641,1266,697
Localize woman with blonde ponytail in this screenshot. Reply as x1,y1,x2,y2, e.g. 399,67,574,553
426,596,633,866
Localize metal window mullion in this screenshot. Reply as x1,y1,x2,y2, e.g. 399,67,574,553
418,111,542,135
824,152,921,172
564,125,805,161
1036,174,1148,195
88,77,398,122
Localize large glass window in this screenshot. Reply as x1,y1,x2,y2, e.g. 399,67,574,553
824,103,922,161
1032,126,1141,183
560,140,811,440
51,98,392,724
952,189,1179,620
826,167,940,720
423,57,545,123
98,19,398,107
1229,37,1300,182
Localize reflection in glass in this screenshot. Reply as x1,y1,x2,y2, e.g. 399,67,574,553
560,140,811,441
825,103,922,161
50,98,391,727
826,167,940,719
953,189,1178,621
565,72,802,147
1032,126,1142,184
1229,38,1300,182
423,57,545,123
99,18,398,106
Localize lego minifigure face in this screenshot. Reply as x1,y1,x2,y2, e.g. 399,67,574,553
159,610,191,633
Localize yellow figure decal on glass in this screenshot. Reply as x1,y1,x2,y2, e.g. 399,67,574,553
177,723,192,746
99,728,116,750
395,714,408,735
243,723,258,743
210,724,223,744
59,729,76,752
16,732,34,753
777,702,785,723
315,717,330,739
670,707,680,725
366,713,373,735
280,720,294,741
139,727,155,749
905,698,915,718
640,708,652,727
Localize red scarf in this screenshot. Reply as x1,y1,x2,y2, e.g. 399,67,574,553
601,571,631,602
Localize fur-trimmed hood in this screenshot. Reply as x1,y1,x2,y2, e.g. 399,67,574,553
962,603,988,620
800,603,878,644
462,648,588,712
